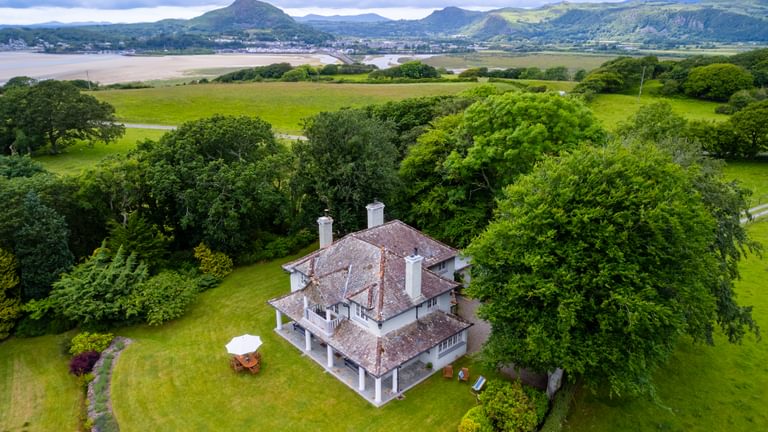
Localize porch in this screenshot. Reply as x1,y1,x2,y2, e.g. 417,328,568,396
274,322,434,407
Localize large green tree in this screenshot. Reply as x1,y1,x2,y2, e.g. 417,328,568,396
730,100,768,157
0,80,124,154
401,92,604,247
137,115,290,255
14,192,74,301
467,142,758,397
292,109,399,234
31,245,149,329
683,63,754,101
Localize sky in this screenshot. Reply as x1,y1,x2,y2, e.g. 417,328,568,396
0,0,624,25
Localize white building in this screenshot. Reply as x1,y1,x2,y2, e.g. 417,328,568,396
268,201,472,406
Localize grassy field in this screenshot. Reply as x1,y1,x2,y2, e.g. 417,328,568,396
723,160,768,207
589,94,726,131
423,52,622,72
564,220,768,432
91,81,514,135
110,247,498,431
36,128,166,176
0,334,81,431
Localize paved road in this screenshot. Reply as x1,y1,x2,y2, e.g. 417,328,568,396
122,123,307,141
742,203,768,224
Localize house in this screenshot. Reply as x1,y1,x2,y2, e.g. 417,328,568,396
268,201,472,406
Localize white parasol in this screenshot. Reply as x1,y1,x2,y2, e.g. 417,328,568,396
225,334,263,356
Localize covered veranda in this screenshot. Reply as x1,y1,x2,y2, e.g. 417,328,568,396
273,321,434,407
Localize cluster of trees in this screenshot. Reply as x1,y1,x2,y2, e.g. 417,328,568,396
575,48,768,103
1,78,760,403
368,61,441,80
617,101,768,158
459,65,583,82
213,62,378,83
0,78,124,155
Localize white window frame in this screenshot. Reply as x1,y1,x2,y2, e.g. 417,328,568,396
435,261,447,272
438,333,462,353
425,297,438,311
353,302,368,322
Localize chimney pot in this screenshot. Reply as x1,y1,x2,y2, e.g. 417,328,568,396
366,201,385,229
318,215,333,248
405,253,423,300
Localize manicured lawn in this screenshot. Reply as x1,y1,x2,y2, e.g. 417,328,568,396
564,220,768,432
0,334,81,431
110,247,497,431
91,81,516,135
35,128,166,176
723,160,768,206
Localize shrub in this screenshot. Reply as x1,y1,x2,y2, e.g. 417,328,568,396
69,351,100,376
69,332,114,355
522,385,549,425
132,271,198,326
458,406,493,432
540,382,576,432
193,243,233,278
478,380,538,432
684,63,754,101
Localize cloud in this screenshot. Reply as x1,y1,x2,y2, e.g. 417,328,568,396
0,0,229,8
0,0,621,10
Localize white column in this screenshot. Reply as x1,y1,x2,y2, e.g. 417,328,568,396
304,329,311,352
374,377,382,403
358,366,366,391
275,310,283,331
392,368,398,393
326,344,334,368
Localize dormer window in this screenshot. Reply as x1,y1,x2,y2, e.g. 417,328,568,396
436,261,447,272
354,303,368,322
425,297,438,311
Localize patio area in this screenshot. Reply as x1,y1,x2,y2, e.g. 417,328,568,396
275,322,435,406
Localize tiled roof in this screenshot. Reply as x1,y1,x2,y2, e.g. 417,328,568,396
331,311,471,377
266,303,471,377
281,220,459,321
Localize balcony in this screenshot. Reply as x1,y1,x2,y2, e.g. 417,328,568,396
304,307,345,335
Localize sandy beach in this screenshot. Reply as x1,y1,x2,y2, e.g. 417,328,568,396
0,52,338,85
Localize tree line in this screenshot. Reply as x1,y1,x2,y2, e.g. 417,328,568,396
0,77,763,401
573,48,768,105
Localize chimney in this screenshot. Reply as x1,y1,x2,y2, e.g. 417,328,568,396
366,200,385,229
317,213,333,248
405,249,423,300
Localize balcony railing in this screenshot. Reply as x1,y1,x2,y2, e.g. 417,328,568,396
304,307,345,335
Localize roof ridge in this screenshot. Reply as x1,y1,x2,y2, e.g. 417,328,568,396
376,247,386,320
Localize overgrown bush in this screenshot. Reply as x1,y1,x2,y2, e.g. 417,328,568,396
522,385,549,425
69,332,114,355
241,229,314,264
69,351,100,376
132,271,198,326
478,380,539,432
193,243,233,278
458,406,493,432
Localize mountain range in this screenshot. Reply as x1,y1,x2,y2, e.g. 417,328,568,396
2,0,768,50
311,0,768,43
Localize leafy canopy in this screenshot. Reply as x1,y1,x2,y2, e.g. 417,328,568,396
467,142,757,397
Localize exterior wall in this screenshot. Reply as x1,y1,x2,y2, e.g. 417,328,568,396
290,271,307,292
429,257,456,281
376,291,453,336
432,329,468,370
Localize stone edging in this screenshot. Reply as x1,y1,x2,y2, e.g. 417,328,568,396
87,336,133,432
